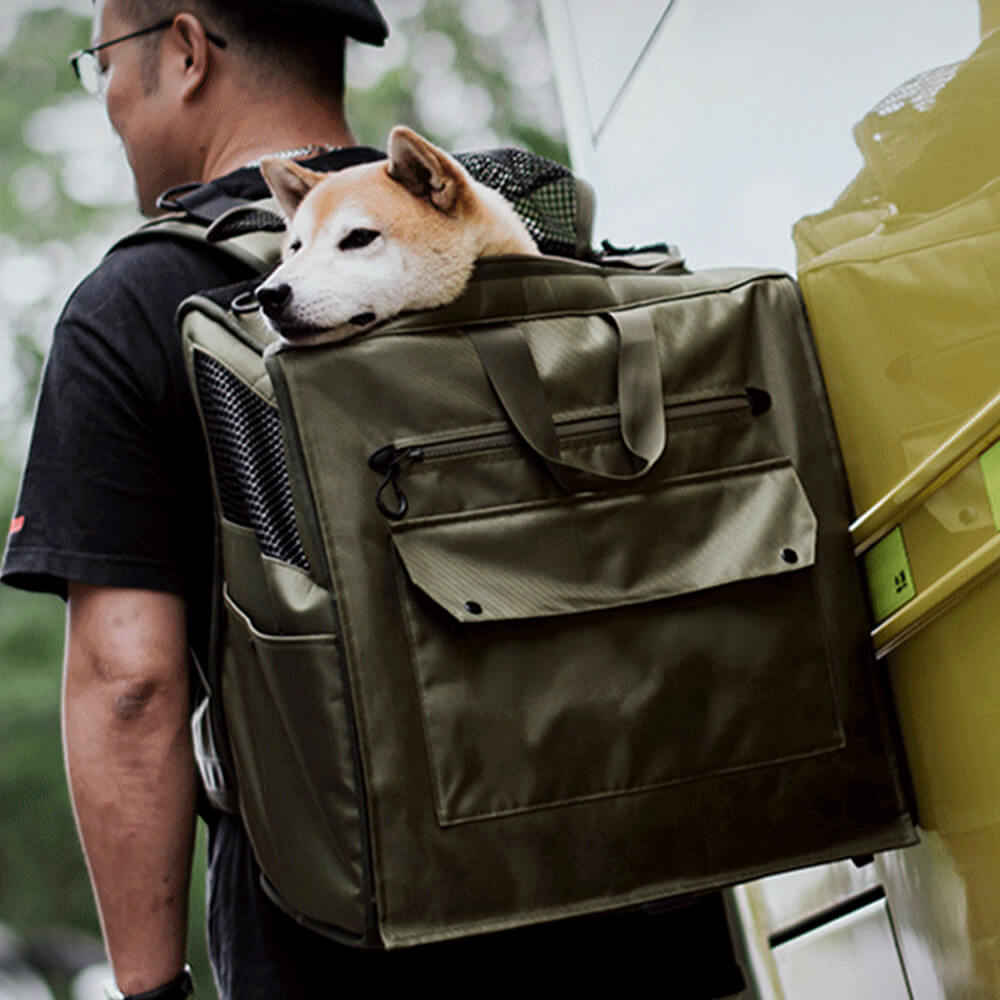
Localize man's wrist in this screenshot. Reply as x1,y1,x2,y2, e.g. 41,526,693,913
105,964,194,1000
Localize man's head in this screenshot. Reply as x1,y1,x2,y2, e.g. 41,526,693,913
87,0,387,214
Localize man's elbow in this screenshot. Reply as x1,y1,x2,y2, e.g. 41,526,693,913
64,584,191,730
66,652,186,731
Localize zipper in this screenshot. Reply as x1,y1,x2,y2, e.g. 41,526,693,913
368,387,769,520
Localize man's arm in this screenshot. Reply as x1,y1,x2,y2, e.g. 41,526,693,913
63,583,197,996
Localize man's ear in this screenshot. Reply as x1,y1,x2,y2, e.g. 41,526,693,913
260,159,326,220
170,13,211,100
386,126,467,213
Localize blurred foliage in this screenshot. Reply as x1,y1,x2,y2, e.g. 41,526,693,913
1,11,98,428
0,10,90,240
0,3,564,997
0,11,80,240
349,0,568,163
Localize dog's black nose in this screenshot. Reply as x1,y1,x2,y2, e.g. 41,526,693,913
257,282,292,319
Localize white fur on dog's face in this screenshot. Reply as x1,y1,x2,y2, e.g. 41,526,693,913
271,195,413,342
256,127,539,344
265,179,475,343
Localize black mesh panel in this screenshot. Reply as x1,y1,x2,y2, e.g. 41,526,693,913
457,149,581,257
193,351,310,571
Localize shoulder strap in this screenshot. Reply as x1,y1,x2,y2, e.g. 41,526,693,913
155,180,252,225
109,187,287,275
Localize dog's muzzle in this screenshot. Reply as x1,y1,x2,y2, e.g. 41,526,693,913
257,282,292,321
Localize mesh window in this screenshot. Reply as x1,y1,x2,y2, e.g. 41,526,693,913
870,62,961,117
193,351,310,572
457,149,580,257
850,55,1000,213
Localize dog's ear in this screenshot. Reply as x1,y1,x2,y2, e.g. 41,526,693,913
386,126,467,214
260,158,326,221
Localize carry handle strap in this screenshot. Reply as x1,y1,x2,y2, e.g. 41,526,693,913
468,312,666,491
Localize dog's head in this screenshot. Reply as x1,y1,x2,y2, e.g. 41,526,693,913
255,126,538,344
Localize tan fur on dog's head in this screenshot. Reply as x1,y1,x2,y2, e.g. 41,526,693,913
255,126,539,344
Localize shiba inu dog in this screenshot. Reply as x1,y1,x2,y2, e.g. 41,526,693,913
256,126,540,344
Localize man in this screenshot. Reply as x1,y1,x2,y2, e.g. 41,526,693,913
2,2,746,996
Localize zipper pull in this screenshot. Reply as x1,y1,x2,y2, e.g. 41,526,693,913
368,445,423,520
746,386,772,416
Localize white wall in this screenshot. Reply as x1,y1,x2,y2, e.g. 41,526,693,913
541,0,980,270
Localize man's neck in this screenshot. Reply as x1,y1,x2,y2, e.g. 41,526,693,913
196,97,357,181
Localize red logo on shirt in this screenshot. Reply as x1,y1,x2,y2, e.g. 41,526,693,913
9,515,24,535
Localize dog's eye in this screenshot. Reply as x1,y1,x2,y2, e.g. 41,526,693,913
288,238,303,254
339,228,380,251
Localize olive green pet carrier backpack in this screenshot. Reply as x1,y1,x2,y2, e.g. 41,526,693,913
143,150,914,947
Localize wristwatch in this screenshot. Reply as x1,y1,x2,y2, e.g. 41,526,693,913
104,965,194,1000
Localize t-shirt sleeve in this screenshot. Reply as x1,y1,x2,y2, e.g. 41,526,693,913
2,245,217,598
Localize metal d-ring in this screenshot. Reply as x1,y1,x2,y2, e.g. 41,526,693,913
231,290,261,314
155,181,203,214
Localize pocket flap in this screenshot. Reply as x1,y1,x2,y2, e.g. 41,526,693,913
391,462,817,623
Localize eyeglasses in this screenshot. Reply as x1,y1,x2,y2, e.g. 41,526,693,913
69,17,228,97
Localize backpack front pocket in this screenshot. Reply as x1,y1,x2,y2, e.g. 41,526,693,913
390,459,845,827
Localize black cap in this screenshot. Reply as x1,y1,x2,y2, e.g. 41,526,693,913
247,0,389,45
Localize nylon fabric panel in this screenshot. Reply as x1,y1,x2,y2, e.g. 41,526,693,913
323,331,503,440
496,313,620,417
379,259,784,334
391,462,816,623
220,588,367,935
265,264,914,947
219,521,336,636
389,463,840,826
522,315,618,402
401,567,844,827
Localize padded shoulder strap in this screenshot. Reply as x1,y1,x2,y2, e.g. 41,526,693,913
109,206,284,275
156,180,252,225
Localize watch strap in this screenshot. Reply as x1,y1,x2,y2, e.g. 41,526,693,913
106,964,194,1000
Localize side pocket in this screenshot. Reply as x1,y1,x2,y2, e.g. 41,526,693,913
391,461,845,827
219,588,367,936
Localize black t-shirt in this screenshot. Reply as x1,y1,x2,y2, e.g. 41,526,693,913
3,225,235,659
1,149,745,997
